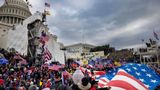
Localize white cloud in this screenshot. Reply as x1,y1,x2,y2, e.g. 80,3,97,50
94,14,159,43
67,0,95,10
28,0,44,13
62,7,78,16
119,44,142,50
0,0,4,6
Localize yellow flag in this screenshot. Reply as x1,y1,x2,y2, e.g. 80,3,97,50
114,61,121,66
40,81,43,86
83,59,88,65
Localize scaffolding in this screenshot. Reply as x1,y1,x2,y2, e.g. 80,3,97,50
27,14,48,66
138,40,160,66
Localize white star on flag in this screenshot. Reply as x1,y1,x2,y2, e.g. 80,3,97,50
126,68,131,72
133,67,137,70
146,74,152,77
129,63,133,65
140,79,144,82
141,69,146,72
145,84,150,88
136,72,141,76
151,80,157,83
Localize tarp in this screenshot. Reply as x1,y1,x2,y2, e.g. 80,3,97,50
0,58,8,64
46,34,65,64
2,12,43,55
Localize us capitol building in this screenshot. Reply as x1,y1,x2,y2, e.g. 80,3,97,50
0,0,31,48
0,0,31,24
0,0,66,64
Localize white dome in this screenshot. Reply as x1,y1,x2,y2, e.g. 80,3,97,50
0,0,31,25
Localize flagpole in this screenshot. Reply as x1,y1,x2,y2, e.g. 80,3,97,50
155,39,159,66
140,39,144,64
153,30,159,66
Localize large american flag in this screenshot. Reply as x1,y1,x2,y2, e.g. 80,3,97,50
97,63,160,90
107,69,148,90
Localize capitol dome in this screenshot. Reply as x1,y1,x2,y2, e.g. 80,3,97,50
0,0,31,25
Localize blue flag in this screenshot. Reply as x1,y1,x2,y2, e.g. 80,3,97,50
98,63,160,90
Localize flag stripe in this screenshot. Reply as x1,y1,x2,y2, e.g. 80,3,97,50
111,75,147,90
107,70,148,90
98,83,107,88
108,80,138,90
43,48,52,61
98,77,110,88
117,71,147,89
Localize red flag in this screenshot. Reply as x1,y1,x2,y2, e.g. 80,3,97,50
0,79,4,85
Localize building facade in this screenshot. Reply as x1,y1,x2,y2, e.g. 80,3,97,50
135,39,160,66
0,0,31,48
0,0,65,64
65,43,95,54
0,0,31,25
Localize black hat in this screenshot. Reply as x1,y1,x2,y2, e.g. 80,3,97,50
82,77,89,86
77,77,91,90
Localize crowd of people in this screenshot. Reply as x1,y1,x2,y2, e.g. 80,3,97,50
0,48,160,90
0,48,111,90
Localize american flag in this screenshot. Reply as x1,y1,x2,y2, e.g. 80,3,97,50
98,77,110,88
107,69,148,90
97,63,160,90
43,48,52,61
80,67,106,79
40,35,49,43
39,31,49,44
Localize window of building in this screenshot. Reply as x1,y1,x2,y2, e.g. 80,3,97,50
8,8,9,13
13,9,14,13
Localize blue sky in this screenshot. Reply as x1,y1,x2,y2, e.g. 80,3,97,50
1,0,160,49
